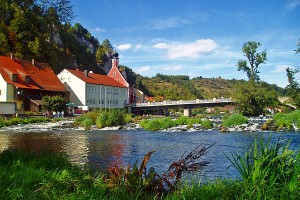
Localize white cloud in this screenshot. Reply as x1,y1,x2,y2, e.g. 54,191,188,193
136,66,150,73
162,65,182,71
95,27,106,32
286,0,300,10
133,44,142,51
271,65,293,73
117,44,132,51
153,43,169,49
147,16,190,30
153,39,218,58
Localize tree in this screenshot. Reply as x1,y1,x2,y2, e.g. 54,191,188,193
42,95,67,112
285,40,300,108
232,82,279,116
295,39,300,54
236,41,267,82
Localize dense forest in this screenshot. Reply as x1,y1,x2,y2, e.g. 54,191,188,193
0,0,114,74
0,0,287,100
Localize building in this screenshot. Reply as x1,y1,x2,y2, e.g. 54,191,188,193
0,56,67,113
57,68,129,110
107,52,144,104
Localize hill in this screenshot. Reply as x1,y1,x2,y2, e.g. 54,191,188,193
120,67,287,100
0,1,114,74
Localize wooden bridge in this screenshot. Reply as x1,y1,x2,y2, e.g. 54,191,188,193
126,98,234,116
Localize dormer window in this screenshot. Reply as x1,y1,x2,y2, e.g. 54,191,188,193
25,76,30,84
12,74,17,82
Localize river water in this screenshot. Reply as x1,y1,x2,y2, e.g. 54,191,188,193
1,128,300,180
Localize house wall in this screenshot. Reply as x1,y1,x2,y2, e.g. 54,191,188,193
86,84,128,109
7,84,15,102
0,74,7,102
0,102,16,114
57,69,86,106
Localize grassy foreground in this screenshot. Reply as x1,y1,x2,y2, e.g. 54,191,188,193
1,137,299,199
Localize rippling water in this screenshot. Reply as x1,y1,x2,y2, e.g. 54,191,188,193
1,129,300,180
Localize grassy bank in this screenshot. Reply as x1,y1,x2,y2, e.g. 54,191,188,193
1,137,299,199
0,116,52,128
139,116,212,131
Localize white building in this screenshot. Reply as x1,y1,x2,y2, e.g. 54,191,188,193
57,69,129,109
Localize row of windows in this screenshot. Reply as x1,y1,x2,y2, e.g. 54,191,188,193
87,86,126,95
87,99,119,105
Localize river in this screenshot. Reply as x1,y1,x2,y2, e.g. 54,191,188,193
1,128,300,180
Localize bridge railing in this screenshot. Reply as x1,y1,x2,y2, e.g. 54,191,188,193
133,98,232,107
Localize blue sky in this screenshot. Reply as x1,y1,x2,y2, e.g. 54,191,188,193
71,0,300,88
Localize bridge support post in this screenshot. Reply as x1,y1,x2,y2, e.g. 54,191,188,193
184,108,191,117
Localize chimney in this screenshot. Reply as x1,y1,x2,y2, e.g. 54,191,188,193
10,53,13,60
32,59,35,66
84,70,88,76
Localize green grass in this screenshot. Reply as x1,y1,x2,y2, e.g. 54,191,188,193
225,136,300,199
273,110,300,130
139,116,212,131
222,113,248,128
0,116,51,128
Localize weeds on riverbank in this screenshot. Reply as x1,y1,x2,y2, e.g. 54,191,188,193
74,109,132,130
273,110,300,130
0,116,51,128
222,113,248,127
139,116,212,131
225,136,300,199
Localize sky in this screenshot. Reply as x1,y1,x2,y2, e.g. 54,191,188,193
71,0,300,88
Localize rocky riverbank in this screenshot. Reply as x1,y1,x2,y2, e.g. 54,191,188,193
0,116,298,132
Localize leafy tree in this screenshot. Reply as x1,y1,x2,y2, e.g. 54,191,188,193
284,40,300,108
296,39,300,54
237,41,267,82
285,41,300,108
42,95,67,112
37,0,74,24
232,82,279,116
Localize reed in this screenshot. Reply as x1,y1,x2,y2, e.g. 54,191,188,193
225,136,300,199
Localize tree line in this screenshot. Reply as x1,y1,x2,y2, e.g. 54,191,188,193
0,0,115,74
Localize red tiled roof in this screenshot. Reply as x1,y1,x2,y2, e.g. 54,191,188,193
67,69,128,88
0,56,67,92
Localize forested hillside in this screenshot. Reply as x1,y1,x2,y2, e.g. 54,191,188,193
120,67,287,100
0,0,114,74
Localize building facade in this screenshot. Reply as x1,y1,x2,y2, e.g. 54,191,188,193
57,69,129,109
0,56,67,113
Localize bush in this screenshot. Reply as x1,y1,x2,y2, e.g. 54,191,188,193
82,118,94,130
6,117,23,126
273,110,300,130
175,116,190,126
95,109,128,128
222,114,248,127
201,119,212,129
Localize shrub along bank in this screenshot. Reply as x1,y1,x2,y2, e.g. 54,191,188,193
0,137,299,199
74,109,132,130
0,116,51,128
139,116,212,131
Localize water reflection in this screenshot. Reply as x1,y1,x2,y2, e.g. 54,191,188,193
0,129,299,180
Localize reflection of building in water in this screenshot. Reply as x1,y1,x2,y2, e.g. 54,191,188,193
88,133,126,171
61,133,89,168
0,134,10,152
